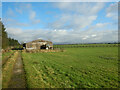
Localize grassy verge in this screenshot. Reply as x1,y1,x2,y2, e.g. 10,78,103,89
2,51,18,88
22,47,118,88
2,50,15,61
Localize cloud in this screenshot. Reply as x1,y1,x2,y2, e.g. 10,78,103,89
29,10,40,24
4,2,118,44
18,3,40,23
96,23,109,27
47,14,97,30
7,8,16,17
91,34,96,37
29,11,36,20
4,3,40,27
31,19,40,24
15,8,22,14
106,3,118,20
47,2,104,30
6,28,23,35
3,18,29,27
6,22,118,44
55,2,105,15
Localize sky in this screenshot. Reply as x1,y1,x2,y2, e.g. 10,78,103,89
2,2,119,44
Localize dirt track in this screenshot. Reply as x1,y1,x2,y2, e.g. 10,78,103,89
8,51,26,88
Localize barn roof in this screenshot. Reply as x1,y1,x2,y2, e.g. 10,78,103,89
26,39,52,44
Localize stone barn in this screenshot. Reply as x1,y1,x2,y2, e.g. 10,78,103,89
23,39,53,50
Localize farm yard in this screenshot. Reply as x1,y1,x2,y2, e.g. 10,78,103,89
2,44,119,88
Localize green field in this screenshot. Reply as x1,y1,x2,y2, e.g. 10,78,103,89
22,47,118,88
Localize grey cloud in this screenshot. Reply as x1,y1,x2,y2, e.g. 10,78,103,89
6,23,118,44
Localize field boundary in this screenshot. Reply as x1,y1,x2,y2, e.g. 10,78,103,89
54,44,119,48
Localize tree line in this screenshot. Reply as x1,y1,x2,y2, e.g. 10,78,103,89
0,20,20,49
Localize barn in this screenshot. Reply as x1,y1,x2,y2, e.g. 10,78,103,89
23,39,53,50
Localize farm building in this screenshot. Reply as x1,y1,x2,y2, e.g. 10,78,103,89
23,39,53,50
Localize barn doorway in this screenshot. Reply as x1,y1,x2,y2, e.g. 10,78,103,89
23,43,26,49
40,45,46,49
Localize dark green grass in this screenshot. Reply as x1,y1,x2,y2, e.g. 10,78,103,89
22,47,118,88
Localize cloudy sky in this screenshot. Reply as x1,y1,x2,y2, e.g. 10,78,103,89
2,2,118,44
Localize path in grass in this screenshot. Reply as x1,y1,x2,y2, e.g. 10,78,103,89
8,51,26,88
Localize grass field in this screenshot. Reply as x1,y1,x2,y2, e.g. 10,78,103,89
22,47,118,88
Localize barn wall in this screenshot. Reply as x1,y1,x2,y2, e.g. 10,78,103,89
25,40,53,50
